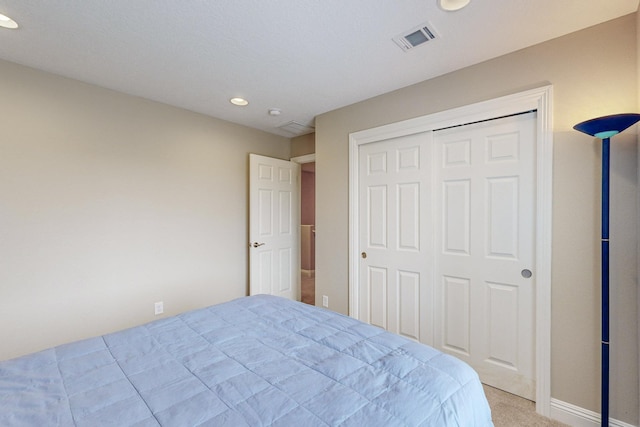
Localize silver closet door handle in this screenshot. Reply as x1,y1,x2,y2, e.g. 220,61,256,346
521,269,532,279
251,242,266,248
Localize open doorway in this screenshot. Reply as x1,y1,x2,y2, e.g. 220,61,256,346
300,161,315,305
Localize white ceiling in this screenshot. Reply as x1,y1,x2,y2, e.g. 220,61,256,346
0,1,637,137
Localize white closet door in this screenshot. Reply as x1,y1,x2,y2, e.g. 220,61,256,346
357,132,433,344
434,112,536,399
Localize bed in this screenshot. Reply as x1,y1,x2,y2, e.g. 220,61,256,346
0,294,493,426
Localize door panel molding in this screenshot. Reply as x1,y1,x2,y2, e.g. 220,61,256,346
249,154,300,301
433,113,536,399
348,85,553,416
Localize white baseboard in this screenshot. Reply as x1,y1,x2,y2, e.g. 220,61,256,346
550,398,637,427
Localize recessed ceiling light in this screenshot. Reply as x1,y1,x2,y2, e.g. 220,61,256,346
230,97,249,106
438,0,470,11
0,13,18,29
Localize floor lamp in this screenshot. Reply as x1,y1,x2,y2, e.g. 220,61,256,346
573,113,640,427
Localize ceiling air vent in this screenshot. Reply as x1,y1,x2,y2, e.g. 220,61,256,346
393,22,438,52
277,121,315,136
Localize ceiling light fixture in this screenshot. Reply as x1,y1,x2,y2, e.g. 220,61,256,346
438,0,470,11
0,13,19,29
230,97,249,106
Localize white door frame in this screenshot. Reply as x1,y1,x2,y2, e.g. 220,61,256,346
291,154,316,165
348,86,553,416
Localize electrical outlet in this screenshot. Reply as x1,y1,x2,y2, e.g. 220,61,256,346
322,295,329,308
154,301,164,315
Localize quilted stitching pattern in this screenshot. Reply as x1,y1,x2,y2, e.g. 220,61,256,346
0,295,493,426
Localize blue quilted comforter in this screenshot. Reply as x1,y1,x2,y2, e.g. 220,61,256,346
0,295,493,426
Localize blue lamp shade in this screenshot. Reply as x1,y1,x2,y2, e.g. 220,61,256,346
573,113,640,139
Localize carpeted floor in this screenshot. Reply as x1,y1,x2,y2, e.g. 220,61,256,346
484,385,568,426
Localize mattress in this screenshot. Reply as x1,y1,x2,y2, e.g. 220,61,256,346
0,294,493,426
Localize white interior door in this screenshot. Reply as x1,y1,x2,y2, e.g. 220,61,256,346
249,154,300,300
357,132,433,344
433,112,536,400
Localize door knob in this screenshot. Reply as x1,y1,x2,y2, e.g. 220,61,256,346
361,252,367,259
251,242,266,248
521,269,532,278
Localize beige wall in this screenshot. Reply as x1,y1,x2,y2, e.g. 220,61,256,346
291,132,316,157
0,60,290,361
315,14,638,424
637,9,640,416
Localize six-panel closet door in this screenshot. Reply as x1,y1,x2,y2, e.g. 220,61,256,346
358,131,434,345
433,112,536,400
357,112,536,400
